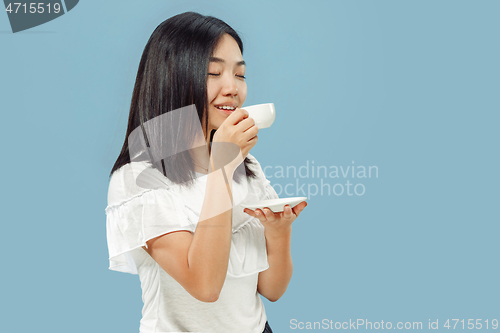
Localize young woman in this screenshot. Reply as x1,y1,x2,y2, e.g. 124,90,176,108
106,12,307,333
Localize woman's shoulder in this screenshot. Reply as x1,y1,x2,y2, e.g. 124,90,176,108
107,161,173,208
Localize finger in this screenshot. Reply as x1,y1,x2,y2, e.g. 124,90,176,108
292,201,308,211
227,108,249,125
255,208,266,222
262,207,275,222
283,204,293,219
243,208,256,217
235,116,256,132
292,201,308,216
293,201,307,208
242,125,259,142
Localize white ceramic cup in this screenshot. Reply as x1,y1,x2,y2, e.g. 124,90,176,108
241,103,276,129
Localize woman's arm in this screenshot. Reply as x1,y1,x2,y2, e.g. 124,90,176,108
257,224,293,302
244,202,308,302
142,165,235,302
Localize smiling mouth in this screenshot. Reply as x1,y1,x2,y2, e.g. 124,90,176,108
215,105,236,111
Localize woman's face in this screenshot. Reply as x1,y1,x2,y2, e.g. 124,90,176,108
205,33,247,137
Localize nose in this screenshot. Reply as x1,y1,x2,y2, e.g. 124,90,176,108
220,75,238,96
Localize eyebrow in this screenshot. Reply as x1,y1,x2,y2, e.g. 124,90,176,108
209,56,246,66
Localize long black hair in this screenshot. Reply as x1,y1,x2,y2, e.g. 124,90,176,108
109,12,257,187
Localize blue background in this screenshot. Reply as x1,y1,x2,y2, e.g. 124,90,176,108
1,0,499,332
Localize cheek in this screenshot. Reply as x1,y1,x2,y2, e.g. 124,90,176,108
207,82,219,102
239,82,248,103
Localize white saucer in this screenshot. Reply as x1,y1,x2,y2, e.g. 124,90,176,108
242,197,307,213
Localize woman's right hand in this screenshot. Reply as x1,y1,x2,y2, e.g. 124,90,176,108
211,108,259,172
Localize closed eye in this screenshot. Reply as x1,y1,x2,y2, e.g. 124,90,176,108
208,73,220,76
236,75,246,79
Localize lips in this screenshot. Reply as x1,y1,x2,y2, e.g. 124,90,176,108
216,107,235,116
215,104,237,111
214,103,237,115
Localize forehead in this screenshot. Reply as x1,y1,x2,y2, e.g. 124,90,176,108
210,34,244,64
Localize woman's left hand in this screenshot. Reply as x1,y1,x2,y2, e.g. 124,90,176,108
243,201,308,232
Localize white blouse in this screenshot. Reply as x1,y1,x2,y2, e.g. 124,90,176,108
105,153,279,333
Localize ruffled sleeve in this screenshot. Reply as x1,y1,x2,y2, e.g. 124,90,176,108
105,157,279,277
246,153,280,201
262,177,279,201
105,162,195,275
